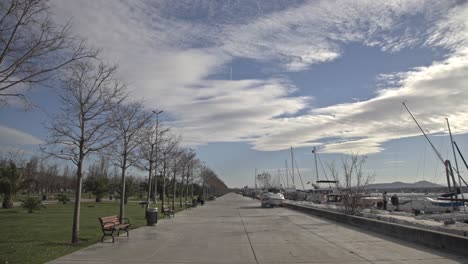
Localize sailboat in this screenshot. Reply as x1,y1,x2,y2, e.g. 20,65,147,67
282,146,310,200
303,147,342,204
390,102,467,213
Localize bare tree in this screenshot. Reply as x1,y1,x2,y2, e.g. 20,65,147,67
202,167,229,197
177,149,195,207
109,101,151,221
170,149,181,210
23,156,38,196
190,158,202,199
256,171,272,190
159,134,180,207
47,61,126,244
0,0,97,103
183,150,196,205
137,114,168,213
328,153,375,215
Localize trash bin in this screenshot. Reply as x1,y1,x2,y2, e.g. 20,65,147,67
146,207,158,225
42,194,47,201
146,207,158,226
192,198,197,207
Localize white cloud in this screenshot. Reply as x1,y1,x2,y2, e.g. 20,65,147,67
48,0,468,155
0,125,44,146
252,44,468,154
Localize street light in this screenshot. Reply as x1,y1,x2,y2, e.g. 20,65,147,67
152,110,163,116
151,110,163,204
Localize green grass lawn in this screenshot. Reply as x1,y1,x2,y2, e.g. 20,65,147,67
0,200,189,264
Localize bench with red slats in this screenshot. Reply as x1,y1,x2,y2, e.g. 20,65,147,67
98,215,130,243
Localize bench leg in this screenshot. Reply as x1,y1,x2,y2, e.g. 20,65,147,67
116,228,129,238
119,228,129,237
101,230,115,243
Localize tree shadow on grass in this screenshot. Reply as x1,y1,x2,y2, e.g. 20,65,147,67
0,210,19,214
40,238,96,247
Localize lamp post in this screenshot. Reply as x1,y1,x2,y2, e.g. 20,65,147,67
152,110,163,204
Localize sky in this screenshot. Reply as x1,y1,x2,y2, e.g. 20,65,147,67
2,0,468,188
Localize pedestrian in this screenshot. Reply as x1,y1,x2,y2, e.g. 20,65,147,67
383,191,388,210
252,191,255,200
391,194,399,211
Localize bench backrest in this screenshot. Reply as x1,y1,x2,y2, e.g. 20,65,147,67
99,215,120,229
162,206,173,212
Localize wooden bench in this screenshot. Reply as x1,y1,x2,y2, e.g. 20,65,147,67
98,215,130,243
161,206,175,218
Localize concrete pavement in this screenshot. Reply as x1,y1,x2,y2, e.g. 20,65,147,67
48,193,468,264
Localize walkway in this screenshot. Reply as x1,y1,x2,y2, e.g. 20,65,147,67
48,193,468,263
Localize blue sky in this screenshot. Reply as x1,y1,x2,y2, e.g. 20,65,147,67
2,0,468,188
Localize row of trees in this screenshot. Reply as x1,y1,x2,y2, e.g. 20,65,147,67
0,153,73,207
0,150,228,206
0,0,229,244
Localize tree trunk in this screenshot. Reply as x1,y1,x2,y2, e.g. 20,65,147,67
191,174,194,198
145,156,153,217
179,167,185,207
162,156,166,206
185,167,190,203
152,168,157,204
71,158,83,244
1,194,13,208
119,165,127,222
172,169,176,210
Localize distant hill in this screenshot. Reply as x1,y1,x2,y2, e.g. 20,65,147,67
365,180,445,189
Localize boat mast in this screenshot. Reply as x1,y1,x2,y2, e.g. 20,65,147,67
446,119,464,202
290,146,295,186
402,102,445,164
285,160,289,187
403,102,459,196
278,169,285,187
313,147,319,183
453,142,468,187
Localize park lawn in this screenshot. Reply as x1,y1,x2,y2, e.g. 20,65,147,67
0,200,188,264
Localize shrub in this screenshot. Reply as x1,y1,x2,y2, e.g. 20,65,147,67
57,194,70,204
21,197,45,213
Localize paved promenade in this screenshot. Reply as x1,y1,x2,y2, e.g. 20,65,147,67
49,193,468,264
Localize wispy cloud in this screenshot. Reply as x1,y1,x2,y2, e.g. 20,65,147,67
0,125,44,146
383,160,407,164
49,0,468,155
